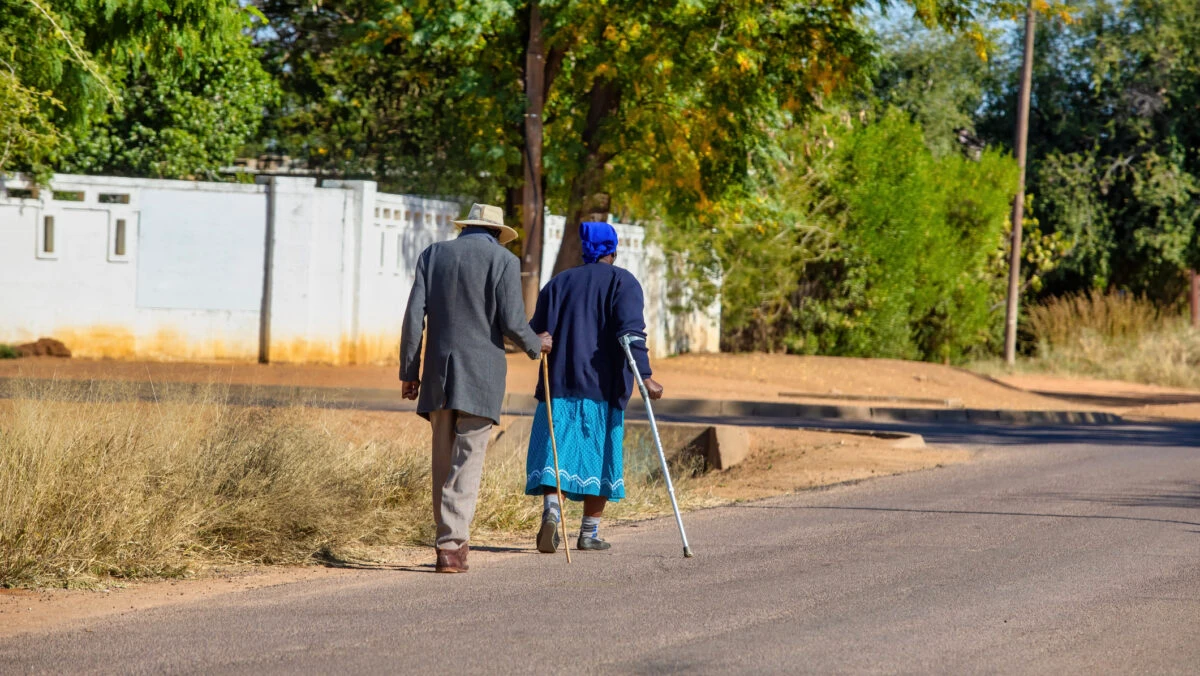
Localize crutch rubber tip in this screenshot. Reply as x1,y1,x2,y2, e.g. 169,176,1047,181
683,547,694,558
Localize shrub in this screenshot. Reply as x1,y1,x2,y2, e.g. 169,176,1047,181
791,110,1018,362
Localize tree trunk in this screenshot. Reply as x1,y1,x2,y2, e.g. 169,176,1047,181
552,78,621,276
519,0,547,318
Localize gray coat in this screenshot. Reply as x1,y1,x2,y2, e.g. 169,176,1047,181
399,233,541,423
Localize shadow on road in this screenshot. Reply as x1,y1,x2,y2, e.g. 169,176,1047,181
656,413,1200,449
731,503,1200,528
311,545,536,574
1033,482,1200,510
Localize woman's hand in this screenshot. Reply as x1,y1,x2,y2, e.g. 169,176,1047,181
401,381,420,400
643,377,664,400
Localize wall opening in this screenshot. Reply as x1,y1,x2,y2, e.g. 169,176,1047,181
42,216,55,254
99,193,131,204
114,218,127,256
5,188,37,200
52,190,85,202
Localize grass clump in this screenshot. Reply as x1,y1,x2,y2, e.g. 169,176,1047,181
0,344,19,359
0,381,430,587
1026,290,1162,349
995,290,1200,389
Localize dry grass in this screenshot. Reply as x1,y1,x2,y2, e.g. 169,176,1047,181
975,291,1200,389
0,380,711,588
1026,290,1163,349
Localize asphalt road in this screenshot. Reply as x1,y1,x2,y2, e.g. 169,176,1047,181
3,419,1199,674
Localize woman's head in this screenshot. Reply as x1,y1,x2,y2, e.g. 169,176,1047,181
580,221,618,263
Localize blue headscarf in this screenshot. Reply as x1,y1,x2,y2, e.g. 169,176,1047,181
580,221,618,263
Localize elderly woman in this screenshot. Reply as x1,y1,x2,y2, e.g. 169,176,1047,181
525,221,664,552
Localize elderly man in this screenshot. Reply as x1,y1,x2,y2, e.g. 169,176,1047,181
525,221,664,553
400,203,552,573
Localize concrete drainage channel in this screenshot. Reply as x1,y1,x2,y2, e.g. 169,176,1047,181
502,393,1124,426
488,415,923,473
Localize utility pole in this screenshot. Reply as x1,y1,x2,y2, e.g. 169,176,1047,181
520,0,546,319
1004,1,1036,366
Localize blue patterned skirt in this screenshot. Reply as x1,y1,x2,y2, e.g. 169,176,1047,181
525,397,625,502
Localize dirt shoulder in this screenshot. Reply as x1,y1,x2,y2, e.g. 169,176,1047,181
0,352,1087,411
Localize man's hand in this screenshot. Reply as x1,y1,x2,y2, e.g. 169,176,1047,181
643,377,664,400
401,381,420,400
538,332,553,354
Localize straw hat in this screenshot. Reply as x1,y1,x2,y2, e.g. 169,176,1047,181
454,203,519,245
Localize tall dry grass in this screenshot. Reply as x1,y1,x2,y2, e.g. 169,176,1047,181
1015,290,1200,388
0,380,709,587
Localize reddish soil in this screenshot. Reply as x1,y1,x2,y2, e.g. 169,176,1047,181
0,352,1086,411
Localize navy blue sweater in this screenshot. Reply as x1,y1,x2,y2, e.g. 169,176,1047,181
530,262,653,409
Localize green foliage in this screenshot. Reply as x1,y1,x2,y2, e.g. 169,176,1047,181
255,0,525,199
657,117,846,353
62,36,275,179
683,111,1019,362
980,0,1200,302
0,0,272,179
872,18,992,157
254,1,1042,234
0,344,19,359
796,111,1018,362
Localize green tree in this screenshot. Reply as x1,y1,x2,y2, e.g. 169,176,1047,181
872,17,993,157
0,0,271,179
255,0,1047,292
255,1,525,199
63,37,274,179
798,111,1017,361
980,0,1200,301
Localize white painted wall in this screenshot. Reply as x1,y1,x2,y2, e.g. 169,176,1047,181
345,185,459,364
0,175,266,359
0,174,717,363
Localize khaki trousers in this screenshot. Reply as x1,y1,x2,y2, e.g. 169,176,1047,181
429,409,493,551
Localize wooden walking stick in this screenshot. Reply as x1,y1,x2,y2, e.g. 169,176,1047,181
540,354,572,563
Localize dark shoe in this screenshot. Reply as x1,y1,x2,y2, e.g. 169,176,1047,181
435,543,469,573
537,511,561,554
576,535,611,551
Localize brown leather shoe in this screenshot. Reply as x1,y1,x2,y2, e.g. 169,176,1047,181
435,543,469,573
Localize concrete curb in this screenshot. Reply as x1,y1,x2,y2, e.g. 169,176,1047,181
491,414,924,471
502,393,1122,425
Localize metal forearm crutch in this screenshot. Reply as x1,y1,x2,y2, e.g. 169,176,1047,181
540,355,572,564
618,334,694,558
